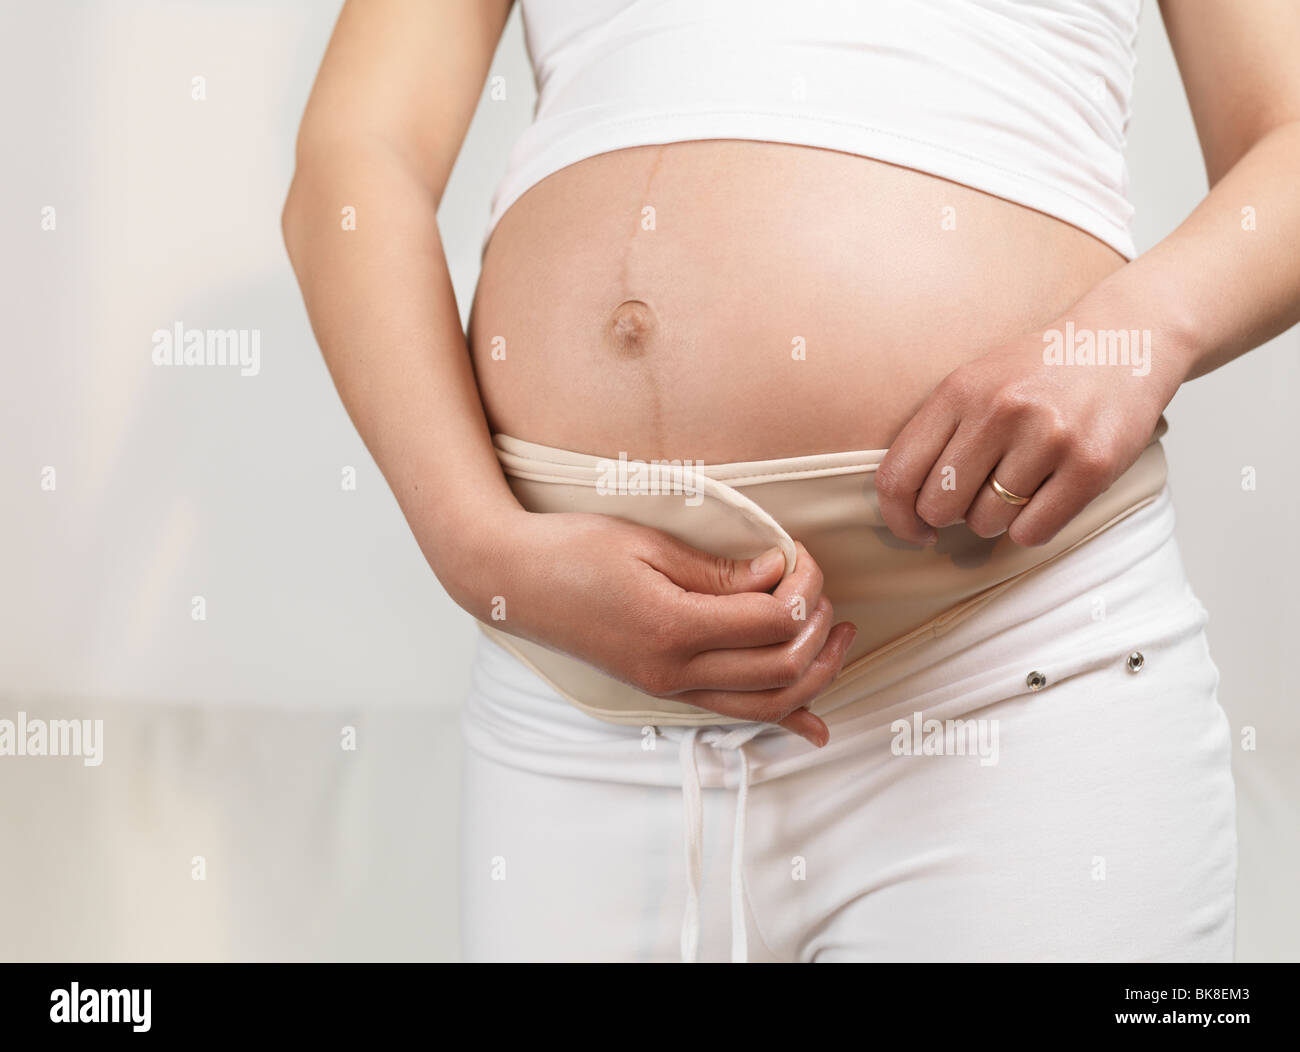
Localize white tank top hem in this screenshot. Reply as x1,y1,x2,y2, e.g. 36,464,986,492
485,107,1136,259
484,0,1142,260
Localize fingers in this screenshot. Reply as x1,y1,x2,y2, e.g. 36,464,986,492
1006,451,1116,547
911,417,1004,531
675,621,858,743
769,540,823,623
669,541,826,651
962,446,1059,539
649,534,790,597
778,708,830,749
680,597,834,691
875,386,960,545
879,371,1092,545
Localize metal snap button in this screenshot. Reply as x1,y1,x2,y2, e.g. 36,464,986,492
1126,651,1145,673
1026,670,1047,691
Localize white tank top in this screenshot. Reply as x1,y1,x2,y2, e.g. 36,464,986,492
486,0,1142,258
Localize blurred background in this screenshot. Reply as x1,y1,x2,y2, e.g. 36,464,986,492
1,0,1295,961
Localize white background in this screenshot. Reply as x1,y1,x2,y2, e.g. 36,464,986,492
1,1,1295,960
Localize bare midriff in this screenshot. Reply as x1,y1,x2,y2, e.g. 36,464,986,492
468,140,1126,464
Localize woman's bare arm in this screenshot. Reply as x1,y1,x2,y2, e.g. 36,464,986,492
876,0,1300,546
1081,0,1300,379
282,0,519,608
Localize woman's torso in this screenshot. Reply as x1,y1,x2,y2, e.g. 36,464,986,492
468,139,1126,462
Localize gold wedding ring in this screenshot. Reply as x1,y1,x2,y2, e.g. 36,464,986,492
990,475,1032,506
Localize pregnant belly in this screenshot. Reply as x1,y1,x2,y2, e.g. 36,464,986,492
468,140,1125,463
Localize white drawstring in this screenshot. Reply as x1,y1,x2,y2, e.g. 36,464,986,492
729,742,752,963
678,723,768,963
679,729,703,963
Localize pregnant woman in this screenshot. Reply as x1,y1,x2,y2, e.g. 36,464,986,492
283,0,1300,961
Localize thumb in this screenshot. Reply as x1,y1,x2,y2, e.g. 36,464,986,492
653,540,791,596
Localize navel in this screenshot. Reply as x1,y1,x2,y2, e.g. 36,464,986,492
606,299,657,357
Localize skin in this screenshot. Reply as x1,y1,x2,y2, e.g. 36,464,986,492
877,0,1300,547
284,0,1300,747
470,139,1127,459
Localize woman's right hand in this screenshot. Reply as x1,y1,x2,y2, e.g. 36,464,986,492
447,510,857,747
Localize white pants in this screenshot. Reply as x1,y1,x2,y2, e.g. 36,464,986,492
459,488,1237,961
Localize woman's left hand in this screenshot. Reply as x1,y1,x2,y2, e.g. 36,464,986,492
874,325,1183,547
